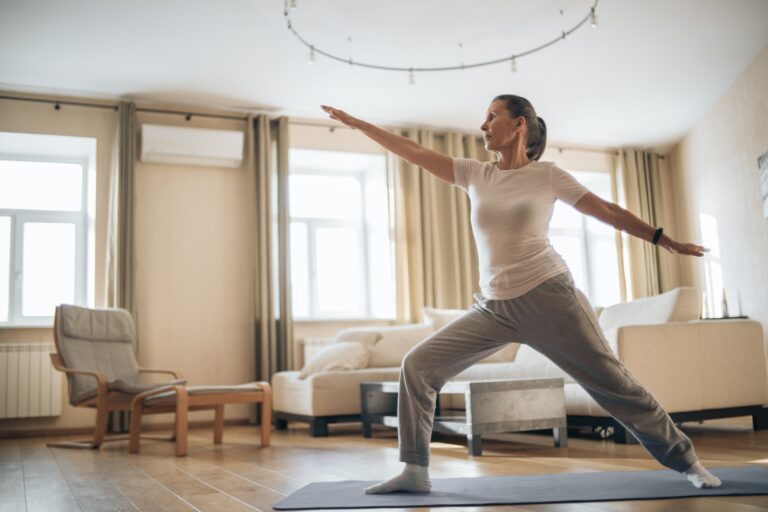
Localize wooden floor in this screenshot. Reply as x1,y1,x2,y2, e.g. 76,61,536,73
1,419,767,512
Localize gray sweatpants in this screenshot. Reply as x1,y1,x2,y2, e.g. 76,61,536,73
397,271,699,473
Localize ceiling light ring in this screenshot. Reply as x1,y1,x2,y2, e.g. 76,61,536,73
283,0,599,73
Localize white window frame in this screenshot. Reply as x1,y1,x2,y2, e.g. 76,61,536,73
550,167,622,306
290,166,374,320
0,154,89,327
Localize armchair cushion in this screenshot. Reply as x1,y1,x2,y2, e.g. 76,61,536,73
56,304,141,404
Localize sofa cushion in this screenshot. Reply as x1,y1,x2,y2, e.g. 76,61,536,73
298,341,372,380
370,322,435,368
598,287,701,331
272,368,401,416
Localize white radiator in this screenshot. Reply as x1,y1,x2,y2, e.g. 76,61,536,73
0,343,62,419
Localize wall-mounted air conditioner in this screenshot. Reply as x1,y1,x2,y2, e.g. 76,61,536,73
140,123,245,168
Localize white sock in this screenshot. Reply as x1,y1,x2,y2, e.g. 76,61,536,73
365,463,432,494
683,461,722,489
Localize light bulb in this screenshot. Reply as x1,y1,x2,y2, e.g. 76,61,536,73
409,69,415,85
308,46,315,64
290,0,297,11
590,7,598,28
510,56,517,72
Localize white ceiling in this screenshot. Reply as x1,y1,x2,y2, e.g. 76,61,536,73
1,0,767,152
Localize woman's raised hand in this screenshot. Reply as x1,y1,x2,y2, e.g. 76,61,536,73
321,105,361,128
664,239,710,257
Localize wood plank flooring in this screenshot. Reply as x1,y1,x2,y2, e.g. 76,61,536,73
1,419,766,511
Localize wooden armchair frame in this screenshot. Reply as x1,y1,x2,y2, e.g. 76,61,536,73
47,353,205,449
49,304,272,457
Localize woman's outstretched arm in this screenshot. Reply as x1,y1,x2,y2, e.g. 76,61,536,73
321,105,454,184
573,192,709,257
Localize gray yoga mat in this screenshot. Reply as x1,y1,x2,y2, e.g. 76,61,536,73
272,465,768,509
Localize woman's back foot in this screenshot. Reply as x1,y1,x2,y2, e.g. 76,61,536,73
683,461,722,488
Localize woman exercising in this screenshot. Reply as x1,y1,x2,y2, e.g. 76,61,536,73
321,96,721,493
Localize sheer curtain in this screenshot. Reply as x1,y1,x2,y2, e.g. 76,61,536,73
616,148,679,299
389,129,492,323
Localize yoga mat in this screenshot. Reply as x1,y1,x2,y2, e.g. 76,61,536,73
272,465,768,510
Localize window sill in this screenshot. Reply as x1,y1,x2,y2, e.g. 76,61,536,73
0,324,53,329
293,318,396,324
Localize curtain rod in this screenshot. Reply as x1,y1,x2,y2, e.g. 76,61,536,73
0,94,251,121
0,94,118,111
0,95,667,158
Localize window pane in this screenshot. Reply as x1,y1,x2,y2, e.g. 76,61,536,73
290,222,310,317
550,235,585,291
0,217,10,321
315,227,362,316
22,222,76,317
289,174,361,220
591,237,621,306
550,201,582,229
0,160,82,211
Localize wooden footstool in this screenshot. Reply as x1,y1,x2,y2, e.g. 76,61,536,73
129,381,272,456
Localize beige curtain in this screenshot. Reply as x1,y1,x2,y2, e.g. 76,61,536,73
247,114,295,407
390,129,491,323
105,101,138,347
616,148,677,299
104,101,137,432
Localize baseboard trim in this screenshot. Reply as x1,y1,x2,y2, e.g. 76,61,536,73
0,417,254,439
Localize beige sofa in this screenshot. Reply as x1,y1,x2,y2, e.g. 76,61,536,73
272,287,768,442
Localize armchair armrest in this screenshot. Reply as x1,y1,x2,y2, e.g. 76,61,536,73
139,367,184,379
130,383,186,410
614,320,768,412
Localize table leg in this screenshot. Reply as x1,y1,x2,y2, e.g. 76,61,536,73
362,420,372,438
553,426,568,447
467,434,482,456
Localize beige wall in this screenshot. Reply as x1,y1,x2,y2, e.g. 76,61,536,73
0,95,256,432
669,45,768,355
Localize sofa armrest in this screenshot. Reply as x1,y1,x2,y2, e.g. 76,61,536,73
615,320,768,412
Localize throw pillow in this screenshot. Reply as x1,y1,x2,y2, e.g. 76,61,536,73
332,326,383,347
298,341,371,380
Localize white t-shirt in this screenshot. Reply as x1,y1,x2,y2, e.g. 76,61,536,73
453,157,590,300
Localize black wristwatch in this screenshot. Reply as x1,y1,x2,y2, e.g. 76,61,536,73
651,227,663,245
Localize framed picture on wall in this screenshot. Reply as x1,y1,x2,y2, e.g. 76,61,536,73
759,149,768,219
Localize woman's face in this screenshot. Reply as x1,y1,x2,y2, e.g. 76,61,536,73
481,100,525,152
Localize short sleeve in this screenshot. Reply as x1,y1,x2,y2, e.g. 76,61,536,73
452,157,482,191
549,164,590,205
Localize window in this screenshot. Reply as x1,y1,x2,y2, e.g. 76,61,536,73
289,148,395,320
699,213,724,317
0,133,95,327
549,169,621,307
